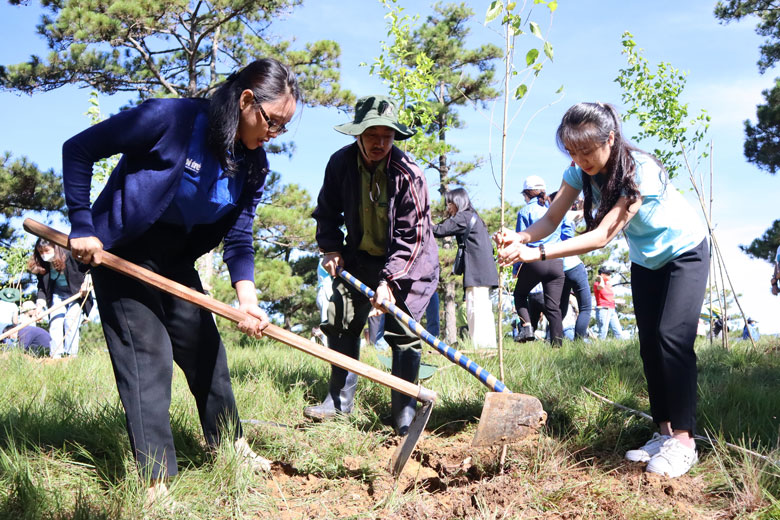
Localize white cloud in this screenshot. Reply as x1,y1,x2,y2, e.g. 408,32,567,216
685,78,774,128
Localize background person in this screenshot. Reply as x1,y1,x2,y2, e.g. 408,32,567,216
28,238,93,358
742,317,760,341
0,287,20,330
2,323,51,357
432,188,498,349
771,244,780,295
593,266,624,340
62,58,299,503
307,95,439,436
549,191,592,340
495,102,709,478
512,176,565,346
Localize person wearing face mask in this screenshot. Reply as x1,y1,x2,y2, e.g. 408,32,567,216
28,238,93,359
307,95,439,436
61,58,300,504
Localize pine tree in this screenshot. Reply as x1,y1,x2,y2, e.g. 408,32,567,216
404,2,502,342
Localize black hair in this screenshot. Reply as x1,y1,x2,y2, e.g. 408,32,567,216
28,238,67,275
444,187,475,214
555,102,646,231
444,187,487,228
208,58,301,181
522,189,548,206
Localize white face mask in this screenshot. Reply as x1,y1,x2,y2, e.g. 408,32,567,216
41,252,54,262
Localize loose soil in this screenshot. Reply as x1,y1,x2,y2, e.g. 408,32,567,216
259,431,722,520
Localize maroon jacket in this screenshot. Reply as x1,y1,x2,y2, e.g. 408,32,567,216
313,143,439,321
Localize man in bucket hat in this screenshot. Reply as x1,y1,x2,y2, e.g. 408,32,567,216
307,95,439,435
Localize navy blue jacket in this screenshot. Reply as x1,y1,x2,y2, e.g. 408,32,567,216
62,98,267,283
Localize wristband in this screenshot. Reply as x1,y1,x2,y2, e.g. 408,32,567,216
539,244,546,261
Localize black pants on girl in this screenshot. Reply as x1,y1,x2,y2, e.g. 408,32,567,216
513,258,565,345
631,239,709,434
92,223,241,480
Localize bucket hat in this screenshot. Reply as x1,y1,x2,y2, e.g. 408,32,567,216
21,300,37,312
0,287,20,303
334,95,415,140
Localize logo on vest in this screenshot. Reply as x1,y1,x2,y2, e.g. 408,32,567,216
185,158,202,173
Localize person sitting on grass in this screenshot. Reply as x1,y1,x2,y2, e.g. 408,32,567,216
494,102,709,478
2,323,51,357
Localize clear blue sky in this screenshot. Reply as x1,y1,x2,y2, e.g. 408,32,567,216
1,1,778,331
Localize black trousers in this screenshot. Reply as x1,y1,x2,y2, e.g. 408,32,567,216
92,224,241,480
631,239,709,434
513,258,565,345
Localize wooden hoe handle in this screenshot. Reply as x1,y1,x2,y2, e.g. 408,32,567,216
22,219,436,403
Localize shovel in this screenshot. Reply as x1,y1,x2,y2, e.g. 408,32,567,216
23,218,433,477
337,268,547,447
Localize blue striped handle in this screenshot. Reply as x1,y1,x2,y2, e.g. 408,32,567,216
338,268,510,394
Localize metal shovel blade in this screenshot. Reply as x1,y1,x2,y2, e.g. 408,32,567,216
471,392,547,447
390,400,433,477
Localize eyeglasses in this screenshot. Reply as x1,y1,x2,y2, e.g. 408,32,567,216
257,104,288,135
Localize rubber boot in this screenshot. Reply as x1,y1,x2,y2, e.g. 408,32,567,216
303,336,360,420
390,347,421,436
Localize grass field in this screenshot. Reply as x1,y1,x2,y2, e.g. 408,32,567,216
1,321,778,519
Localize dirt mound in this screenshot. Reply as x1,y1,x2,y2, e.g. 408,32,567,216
263,431,718,519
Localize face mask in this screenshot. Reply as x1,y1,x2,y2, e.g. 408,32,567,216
41,252,54,262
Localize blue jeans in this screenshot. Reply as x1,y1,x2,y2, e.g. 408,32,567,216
424,292,440,338
560,263,592,339
596,307,623,339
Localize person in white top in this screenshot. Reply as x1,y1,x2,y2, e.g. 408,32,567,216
495,102,708,478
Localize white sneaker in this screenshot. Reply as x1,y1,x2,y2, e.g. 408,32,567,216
625,433,671,462
646,438,698,478
234,437,272,473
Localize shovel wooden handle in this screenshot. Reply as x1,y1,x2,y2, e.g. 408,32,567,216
22,219,436,404
338,268,511,393
0,291,84,342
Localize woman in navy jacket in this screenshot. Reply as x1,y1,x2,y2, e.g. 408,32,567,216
62,58,299,502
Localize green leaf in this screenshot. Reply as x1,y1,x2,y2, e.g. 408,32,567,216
526,48,539,66
556,84,564,94
507,2,517,11
485,1,503,24
544,41,554,61
548,1,558,12
514,84,528,99
530,21,543,40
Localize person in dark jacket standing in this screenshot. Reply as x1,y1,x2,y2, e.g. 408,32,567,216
28,238,92,358
433,188,498,349
63,58,299,504
306,95,439,436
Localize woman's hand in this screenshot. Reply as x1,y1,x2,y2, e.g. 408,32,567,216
79,274,92,296
234,280,269,338
237,303,270,338
492,227,530,249
497,242,542,266
69,236,104,266
369,281,395,317
321,252,343,278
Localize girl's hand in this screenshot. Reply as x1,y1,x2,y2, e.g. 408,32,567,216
497,242,541,266
321,252,343,278
492,227,530,248
234,280,269,338
237,303,270,338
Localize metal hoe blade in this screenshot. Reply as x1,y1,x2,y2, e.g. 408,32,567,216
471,392,548,447
390,400,434,476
